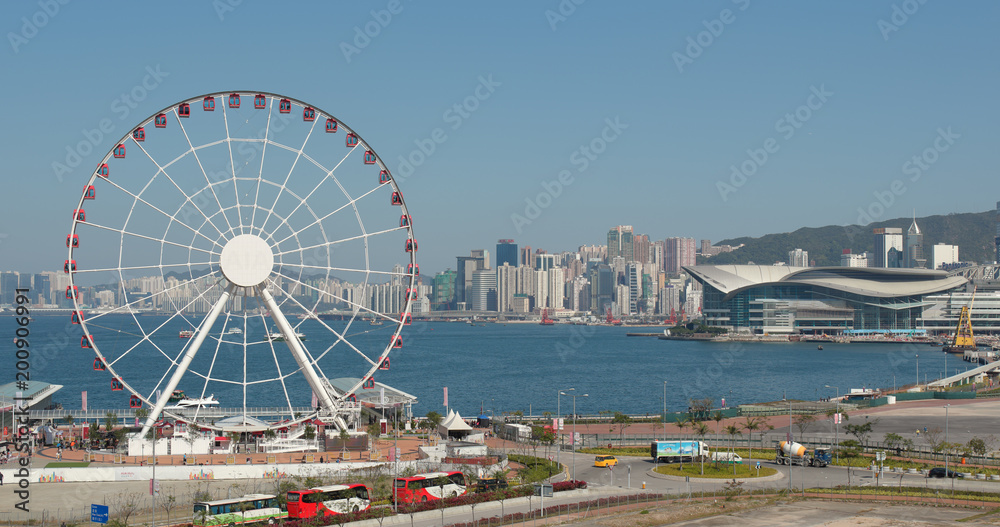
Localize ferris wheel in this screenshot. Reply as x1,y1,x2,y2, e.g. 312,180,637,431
65,92,417,435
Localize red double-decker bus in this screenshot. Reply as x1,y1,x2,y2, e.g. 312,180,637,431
392,471,467,504
286,484,371,518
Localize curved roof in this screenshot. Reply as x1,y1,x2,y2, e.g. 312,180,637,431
684,265,967,301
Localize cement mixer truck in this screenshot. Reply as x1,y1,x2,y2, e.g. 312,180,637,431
775,441,831,467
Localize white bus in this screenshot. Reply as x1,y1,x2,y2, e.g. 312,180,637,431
192,494,285,526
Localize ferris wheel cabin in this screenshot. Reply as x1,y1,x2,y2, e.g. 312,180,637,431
203,96,216,111
379,170,391,184
407,263,419,276
111,378,123,391
279,98,291,113
80,335,93,349
72,311,84,324
130,395,142,409
64,260,76,273
325,118,338,133
178,103,191,117
228,93,241,108
154,113,167,128
113,144,126,158
66,234,79,248
93,358,105,371
379,358,390,370
132,127,145,142
83,185,95,200
303,107,316,121
400,214,411,227
364,150,377,164
65,286,78,300
346,133,359,148
254,94,267,109
73,209,86,222
97,164,109,178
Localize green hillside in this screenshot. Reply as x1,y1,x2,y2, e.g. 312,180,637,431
702,210,995,267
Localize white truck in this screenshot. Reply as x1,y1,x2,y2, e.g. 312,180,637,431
710,451,743,464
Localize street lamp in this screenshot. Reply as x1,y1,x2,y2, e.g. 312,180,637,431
565,392,588,481
915,354,919,390
945,404,950,479
662,381,668,441
557,388,574,472
825,385,839,462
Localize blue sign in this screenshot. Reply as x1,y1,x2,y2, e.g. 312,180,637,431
91,504,109,524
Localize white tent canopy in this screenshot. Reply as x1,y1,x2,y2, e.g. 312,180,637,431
437,410,473,439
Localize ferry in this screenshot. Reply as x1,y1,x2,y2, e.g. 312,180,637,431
179,330,194,338
268,330,306,342
225,327,243,335
165,394,220,409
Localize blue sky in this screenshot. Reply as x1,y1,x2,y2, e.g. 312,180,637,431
2,1,997,277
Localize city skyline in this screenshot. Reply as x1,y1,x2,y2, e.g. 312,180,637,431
2,2,998,278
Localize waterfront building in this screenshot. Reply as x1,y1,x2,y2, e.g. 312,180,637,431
456,251,487,305
686,265,966,333
664,237,697,274
625,263,641,315
496,239,518,268
873,228,904,268
570,276,589,312
511,294,530,313
788,248,809,267
470,269,496,311
929,244,959,270
589,264,614,314
496,263,517,312
432,269,457,310
534,270,549,309
922,289,1000,334
1,271,18,305
547,267,565,309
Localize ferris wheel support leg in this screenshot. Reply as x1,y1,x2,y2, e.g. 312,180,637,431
139,285,234,438
258,285,349,431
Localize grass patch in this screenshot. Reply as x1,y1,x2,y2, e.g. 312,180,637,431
653,463,776,479
806,486,1000,503
44,462,90,468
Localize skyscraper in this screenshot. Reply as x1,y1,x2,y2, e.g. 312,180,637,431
663,237,696,274
607,225,634,262
873,228,904,268
496,239,518,268
905,216,925,268
995,201,999,263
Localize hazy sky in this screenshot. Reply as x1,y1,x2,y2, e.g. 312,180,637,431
2,1,997,277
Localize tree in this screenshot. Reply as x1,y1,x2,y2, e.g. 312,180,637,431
611,412,631,441
424,411,443,429
302,423,316,441
793,413,816,436
923,427,943,452
725,425,741,476
693,422,710,474
844,419,878,448
675,416,692,469
104,411,117,432
968,437,987,458
108,490,144,527
159,494,177,524
689,398,714,421
742,416,764,464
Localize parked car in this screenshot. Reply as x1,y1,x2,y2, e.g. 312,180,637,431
927,467,960,478
475,478,509,492
594,455,618,468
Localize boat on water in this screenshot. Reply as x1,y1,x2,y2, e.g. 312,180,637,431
165,394,220,409
225,327,243,335
370,318,384,326
179,330,194,338
268,330,306,342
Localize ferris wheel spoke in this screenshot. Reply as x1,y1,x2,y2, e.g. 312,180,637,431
221,102,246,235
86,274,218,323
73,261,216,275
257,130,319,238
273,225,407,258
134,132,227,240
176,116,237,237
248,99,277,232
79,221,218,256
275,261,409,279
106,281,223,368
270,184,381,248
265,145,358,244
140,283,234,437
100,179,227,251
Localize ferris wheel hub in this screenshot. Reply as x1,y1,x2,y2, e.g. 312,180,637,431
219,234,274,287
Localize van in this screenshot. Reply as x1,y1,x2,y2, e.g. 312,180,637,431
710,452,743,464
594,455,618,468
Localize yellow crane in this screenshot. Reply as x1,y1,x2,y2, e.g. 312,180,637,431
944,286,977,353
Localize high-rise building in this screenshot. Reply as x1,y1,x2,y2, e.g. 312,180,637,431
929,244,959,270
456,251,487,304
534,254,556,271
1,272,19,305
470,269,496,311
432,269,457,310
607,225,634,262
995,201,999,263
905,217,926,268
840,250,868,268
788,248,809,267
496,263,517,312
625,263,641,315
534,270,549,310
520,246,533,268
32,274,50,304
700,239,712,255
663,237,696,274
496,239,518,268
547,268,565,309
873,228,903,268
589,264,614,314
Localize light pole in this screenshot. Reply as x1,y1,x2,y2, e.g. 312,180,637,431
557,388,574,472
566,393,588,481
915,354,919,390
945,404,950,479
662,381,668,440
825,385,839,462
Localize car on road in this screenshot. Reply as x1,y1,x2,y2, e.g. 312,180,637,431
594,455,618,468
474,478,509,492
927,467,960,478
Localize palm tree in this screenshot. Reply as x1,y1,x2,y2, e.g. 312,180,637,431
675,416,691,469
725,425,742,476
693,422,710,475
742,416,763,464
